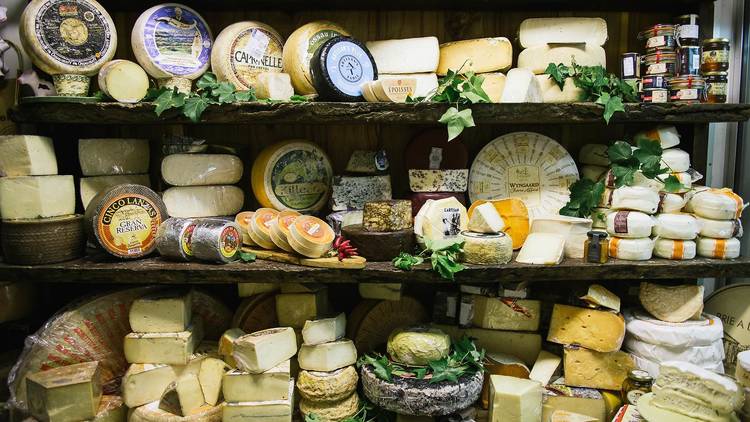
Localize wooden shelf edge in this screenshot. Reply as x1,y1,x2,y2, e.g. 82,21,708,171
10,102,750,125
2,255,748,284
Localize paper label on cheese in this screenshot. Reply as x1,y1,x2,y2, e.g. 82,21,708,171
220,226,241,258
97,193,162,256
181,223,195,256
231,28,283,86
442,208,462,237
266,145,331,210
141,5,211,76
34,0,114,68
614,211,629,233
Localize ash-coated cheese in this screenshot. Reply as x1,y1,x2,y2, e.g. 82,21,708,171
536,76,585,103
256,72,294,100
500,68,543,103
379,73,439,98
130,289,192,333
519,45,606,74
366,37,440,74
579,144,610,167
122,363,178,408
78,138,149,176
0,135,57,177
548,304,626,352
696,217,743,239
654,239,697,260
276,291,328,328
302,313,346,345
98,60,149,103
437,38,512,76
459,232,513,265
611,186,661,214
222,361,291,402
653,213,700,240
124,320,203,365
563,347,635,390
222,379,294,421
161,154,243,186
163,186,244,218
519,17,608,47
489,375,543,422
299,392,359,421
661,148,691,173
331,175,392,211
480,72,506,103
696,236,741,259
233,327,297,374
363,200,412,232
26,362,102,422
606,211,655,238
0,175,75,219
298,339,357,371
470,296,541,331
608,237,654,261
297,366,359,403
80,174,151,210
211,21,283,91
408,169,468,192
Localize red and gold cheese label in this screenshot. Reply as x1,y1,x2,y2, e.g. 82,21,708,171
97,193,163,257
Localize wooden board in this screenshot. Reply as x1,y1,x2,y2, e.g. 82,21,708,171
243,247,367,269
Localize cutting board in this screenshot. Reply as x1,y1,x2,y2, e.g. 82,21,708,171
242,247,367,269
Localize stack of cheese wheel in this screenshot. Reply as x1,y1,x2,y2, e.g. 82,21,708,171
607,190,659,261
363,37,439,101
161,153,244,218
342,199,413,261
687,187,745,259
517,18,606,103
269,210,302,252
0,135,83,264
435,36,511,103
624,283,725,377
652,213,700,260
297,314,360,421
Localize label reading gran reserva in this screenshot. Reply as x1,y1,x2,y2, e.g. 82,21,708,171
230,27,283,87
142,5,211,76
35,0,113,68
97,194,164,257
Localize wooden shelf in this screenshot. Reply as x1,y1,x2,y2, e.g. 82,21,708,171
2,253,748,284
10,102,750,126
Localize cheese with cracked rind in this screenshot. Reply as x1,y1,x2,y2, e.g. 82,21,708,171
606,211,655,238
608,237,654,261
548,304,625,352
161,154,243,186
564,347,635,390
282,21,349,95
298,339,357,371
437,38,512,76
130,289,192,333
302,313,346,345
25,361,102,422
519,17,608,47
124,320,203,365
639,282,704,323
80,174,151,210
0,175,75,219
222,361,290,402
299,392,360,421
520,45,606,74
98,60,149,103
233,327,297,374
696,236,741,259
0,135,57,177
366,37,439,74
387,326,450,366
297,366,358,402
79,138,149,176
471,296,540,331
624,309,724,347
163,186,244,218
654,239,697,260
211,21,283,91
500,68,542,103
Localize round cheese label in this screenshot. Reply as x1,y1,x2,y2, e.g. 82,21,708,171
229,27,283,87
322,39,375,97
181,222,195,256
139,4,212,76
469,132,579,220
33,0,114,69
96,193,164,257
219,226,241,259
705,284,750,375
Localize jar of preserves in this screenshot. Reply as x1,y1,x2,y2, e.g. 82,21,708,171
702,38,730,72
584,231,609,263
669,76,706,103
622,369,653,405
676,14,700,46
677,45,701,75
641,75,669,90
641,88,669,103
638,24,677,52
621,52,640,79
642,51,677,77
705,71,728,103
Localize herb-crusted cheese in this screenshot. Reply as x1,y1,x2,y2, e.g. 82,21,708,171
363,200,412,232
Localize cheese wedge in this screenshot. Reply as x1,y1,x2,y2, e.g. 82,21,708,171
500,68,542,103
437,38,512,76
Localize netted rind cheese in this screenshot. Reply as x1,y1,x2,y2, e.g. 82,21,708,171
460,232,512,265
282,21,350,95
696,236,741,260
387,326,450,366
299,392,360,421
80,174,151,210
366,37,439,74
519,17,608,47
0,175,75,219
156,218,197,261
331,175,392,211
437,37,512,76
211,21,283,90
161,154,243,186
269,210,301,252
661,148,691,173
252,140,333,213
288,215,335,258
79,138,150,176
0,135,57,177
654,239,697,260
687,188,745,220
653,213,700,240
163,186,244,218
297,367,358,403
611,186,660,214
635,126,681,149
363,200,412,232
580,165,608,182
98,60,149,103
191,219,242,263
606,211,654,239
639,282,704,323
408,169,468,193
132,4,212,89
608,237,654,261
520,45,605,75
696,217,743,239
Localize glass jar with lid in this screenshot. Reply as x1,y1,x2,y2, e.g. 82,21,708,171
705,72,728,103
622,369,654,405
638,24,677,52
642,51,677,77
676,14,700,46
702,38,730,72
669,75,706,103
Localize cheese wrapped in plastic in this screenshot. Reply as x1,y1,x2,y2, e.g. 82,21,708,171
653,239,697,260
386,326,451,366
661,148,691,173
606,211,655,239
696,217,743,239
653,213,700,240
611,186,660,214
608,237,654,261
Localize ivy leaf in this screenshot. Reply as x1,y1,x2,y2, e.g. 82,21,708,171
183,96,210,122
559,178,605,218
611,164,637,187
371,355,392,382
239,251,256,262
663,175,685,193
414,368,428,379
544,63,570,90
289,94,310,102
438,107,475,141
213,82,238,103
234,90,255,102
305,414,322,422
431,251,465,281
608,141,634,164
153,88,186,116
195,72,218,90
392,252,424,271
601,94,624,124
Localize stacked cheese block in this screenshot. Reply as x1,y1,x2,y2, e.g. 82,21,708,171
516,214,592,264
435,37,511,102
342,199,413,261
0,135,82,265
161,153,244,218
517,17,607,103
625,283,725,377
122,290,230,421
364,37,440,101
238,209,336,259
297,314,360,421
79,138,151,210
686,187,746,259
735,351,750,419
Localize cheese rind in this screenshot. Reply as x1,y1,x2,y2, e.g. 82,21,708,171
653,360,741,414
387,327,450,366
467,202,506,233
276,292,328,329
606,211,655,238
471,296,541,331
639,283,704,323
233,327,297,374
696,217,743,239
547,304,625,352
563,347,635,390
122,364,178,408
489,375,543,422
437,38,512,76
0,135,57,177
297,366,359,403
536,76,586,103
222,379,294,421
696,236,741,259
98,60,150,103
500,68,543,103
0,175,75,219
519,18,608,47
124,321,203,365
609,237,655,261
654,239,697,260
460,232,513,265
624,309,724,348
480,72,506,103
299,392,360,421
80,174,151,210
419,197,468,250
159,373,205,416
163,186,244,218
282,21,350,95
519,45,606,74
611,186,660,214
161,154,243,186
130,290,192,333
25,362,102,422
302,313,346,345
222,361,291,402
298,339,358,371
78,138,149,176
366,37,440,74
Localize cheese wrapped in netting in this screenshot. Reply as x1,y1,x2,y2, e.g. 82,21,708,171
386,326,451,366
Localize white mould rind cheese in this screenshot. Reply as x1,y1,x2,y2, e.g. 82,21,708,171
608,237,654,261
163,186,244,218
211,21,284,91
653,213,700,240
659,193,688,214
696,217,743,239
626,336,724,366
611,186,660,214
606,211,655,239
696,236,741,260
624,310,724,347
161,154,243,186
653,239,697,260
661,148,691,173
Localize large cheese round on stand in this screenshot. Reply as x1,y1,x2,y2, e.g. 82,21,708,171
706,284,750,376
282,21,350,95
251,140,333,213
132,3,213,93
211,21,284,90
468,132,578,220
20,0,117,96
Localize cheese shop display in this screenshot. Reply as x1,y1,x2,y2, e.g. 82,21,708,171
20,0,117,96
97,59,150,103
79,138,150,176
282,21,350,95
210,21,284,91
132,3,212,93
163,185,244,218
330,175,392,211
414,196,468,250
161,154,243,186
0,135,57,177
408,169,469,193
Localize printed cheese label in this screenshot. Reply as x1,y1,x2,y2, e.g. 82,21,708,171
646,35,667,48
34,0,113,68
219,226,240,258
97,193,162,257
181,222,196,256
325,40,375,97
141,5,211,76
705,285,750,375
265,144,332,212
230,27,283,88
441,207,462,237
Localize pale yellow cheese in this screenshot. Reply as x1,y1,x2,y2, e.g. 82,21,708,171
129,290,192,333
0,135,57,177
298,339,357,372
124,320,203,365
159,373,205,416
25,362,102,422
256,72,294,101
275,292,328,328
489,375,543,422
122,363,178,408
0,175,75,219
437,38,512,76
222,360,291,402
435,325,541,366
233,327,297,374
480,72,506,103
563,347,635,390
547,304,625,352
302,313,346,345
528,351,562,386
471,296,541,331
198,358,227,406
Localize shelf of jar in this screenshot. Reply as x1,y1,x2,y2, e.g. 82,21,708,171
2,252,747,284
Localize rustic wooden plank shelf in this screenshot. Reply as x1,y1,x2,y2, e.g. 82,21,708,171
3,253,748,284
10,102,750,126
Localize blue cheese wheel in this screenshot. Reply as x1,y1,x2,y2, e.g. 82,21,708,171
310,36,377,101
211,21,284,91
20,0,117,76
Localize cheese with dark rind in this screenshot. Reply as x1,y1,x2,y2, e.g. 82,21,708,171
297,366,358,402
80,174,151,210
310,36,377,101
211,21,284,90
563,347,635,390
363,200,412,232
1,215,86,265
343,224,414,261
547,304,626,352
282,21,350,95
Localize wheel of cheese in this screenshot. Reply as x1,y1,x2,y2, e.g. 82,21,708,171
653,213,700,240
282,21,350,95
235,211,256,246
251,140,333,213
299,392,359,421
696,236,741,260
624,309,724,347
130,401,222,422
341,224,414,261
387,326,451,366
405,129,469,169
469,132,578,220
161,154,243,186
606,211,655,239
611,186,660,214
468,199,530,250
580,165,608,182
287,215,335,258
98,60,149,103
347,297,429,354
155,217,197,261
604,171,663,192
659,192,688,214
459,231,512,265
310,36,377,101
211,21,283,90
163,186,244,218
737,351,750,388
635,126,681,149
248,208,279,250
687,188,745,220
1,215,85,265
231,293,278,334
625,336,724,367
269,210,300,252
131,3,213,90
360,365,483,416
653,239,697,260
661,148,691,173
630,354,724,379
191,219,242,263
696,217,743,239
297,366,359,403
608,237,654,261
